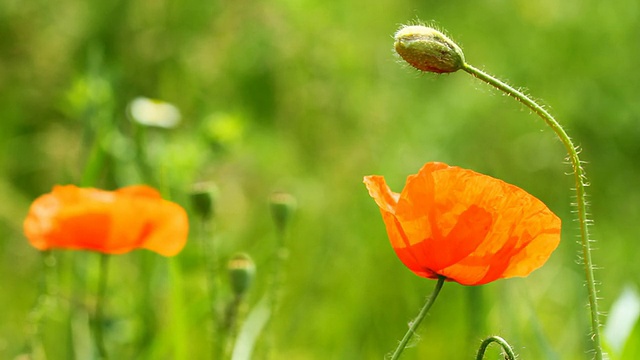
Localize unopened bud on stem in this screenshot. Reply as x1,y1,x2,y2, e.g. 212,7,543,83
269,192,297,235
190,181,219,219
394,25,465,73
228,253,256,298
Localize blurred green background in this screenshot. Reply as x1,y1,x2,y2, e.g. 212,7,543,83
2,0,640,359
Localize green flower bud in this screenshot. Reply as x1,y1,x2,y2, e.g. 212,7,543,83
269,192,297,233
190,182,219,219
228,253,256,298
394,25,465,74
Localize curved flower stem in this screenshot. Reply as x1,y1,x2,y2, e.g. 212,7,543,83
389,276,446,360
93,253,110,359
461,63,602,360
475,336,517,360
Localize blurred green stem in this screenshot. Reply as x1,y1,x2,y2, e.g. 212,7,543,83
133,124,156,187
168,259,188,360
466,286,485,346
475,336,516,360
93,253,110,359
199,218,223,360
28,251,56,359
389,276,445,360
264,228,289,358
80,133,108,187
223,294,245,358
461,63,603,360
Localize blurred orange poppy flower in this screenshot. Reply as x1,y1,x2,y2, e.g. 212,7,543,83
363,162,561,286
23,185,189,256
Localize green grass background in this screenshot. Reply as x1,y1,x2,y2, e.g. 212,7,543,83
1,0,640,359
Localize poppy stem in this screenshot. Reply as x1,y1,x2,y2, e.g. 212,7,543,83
263,193,296,359
389,275,446,360
27,251,56,359
262,228,288,359
461,63,603,360
475,335,517,360
132,123,157,187
223,294,245,357
200,218,224,360
93,253,110,359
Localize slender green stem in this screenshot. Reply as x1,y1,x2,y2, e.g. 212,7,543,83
223,294,245,358
265,192,297,358
133,123,157,187
263,229,289,359
168,259,188,360
389,276,446,360
80,132,108,188
199,217,223,360
475,336,517,360
27,251,56,359
462,63,602,360
466,286,485,348
93,253,110,359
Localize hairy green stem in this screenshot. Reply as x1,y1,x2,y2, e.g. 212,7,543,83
389,276,446,360
462,63,602,360
475,336,517,360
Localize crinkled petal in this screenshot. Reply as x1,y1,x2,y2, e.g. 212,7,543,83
364,162,561,285
364,175,429,273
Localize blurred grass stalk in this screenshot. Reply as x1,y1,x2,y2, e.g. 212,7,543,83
190,182,224,358
228,193,295,360
466,286,485,346
263,192,296,358
231,296,271,360
26,251,56,359
168,258,188,360
224,253,256,358
91,254,110,359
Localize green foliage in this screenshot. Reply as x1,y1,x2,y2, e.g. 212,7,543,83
2,0,639,359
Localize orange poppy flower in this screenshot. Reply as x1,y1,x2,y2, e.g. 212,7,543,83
23,185,189,256
363,162,561,286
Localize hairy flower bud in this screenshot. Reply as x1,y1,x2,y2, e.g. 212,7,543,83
394,25,465,73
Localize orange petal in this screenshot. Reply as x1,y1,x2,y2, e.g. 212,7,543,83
394,164,492,272
364,162,561,285
128,198,189,257
23,185,189,256
116,185,162,198
364,175,428,273
394,245,441,280
363,175,399,213
102,186,188,255
363,175,403,248
23,185,114,251
437,166,560,284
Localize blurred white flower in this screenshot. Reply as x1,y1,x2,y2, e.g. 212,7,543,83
129,97,181,128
